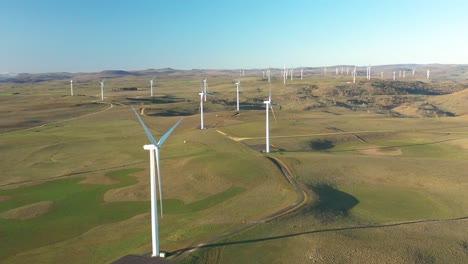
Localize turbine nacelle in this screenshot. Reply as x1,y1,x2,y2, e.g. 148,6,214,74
143,144,157,151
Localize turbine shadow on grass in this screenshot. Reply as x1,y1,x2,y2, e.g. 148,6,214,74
329,137,463,154
307,184,359,220
126,95,185,104
169,216,468,257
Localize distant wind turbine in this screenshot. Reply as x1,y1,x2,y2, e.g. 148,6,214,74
100,80,105,101
235,80,240,112
131,106,182,258
70,80,74,96
150,78,155,97
427,69,430,80
393,71,396,81
300,68,303,80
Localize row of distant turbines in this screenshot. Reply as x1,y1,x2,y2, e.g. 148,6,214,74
68,66,432,98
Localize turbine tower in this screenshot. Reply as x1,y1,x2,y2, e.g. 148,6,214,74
131,106,182,258
263,87,272,153
100,80,105,101
283,65,287,85
393,71,396,81
70,80,74,96
150,78,155,97
427,69,430,79
301,68,303,80
235,80,240,112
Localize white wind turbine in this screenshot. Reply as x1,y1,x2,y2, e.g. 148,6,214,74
427,69,430,79
199,82,213,129
131,106,183,258
300,68,303,80
150,78,155,97
235,80,241,112
100,80,105,101
263,86,276,153
70,80,74,96
393,71,396,81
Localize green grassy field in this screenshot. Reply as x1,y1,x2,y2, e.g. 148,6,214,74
1,67,467,263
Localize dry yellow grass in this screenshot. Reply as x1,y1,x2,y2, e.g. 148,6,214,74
1,201,54,220
358,146,402,156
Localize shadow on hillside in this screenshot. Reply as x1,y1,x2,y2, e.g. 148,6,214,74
168,216,468,258
308,139,335,151
126,95,185,104
330,137,462,154
309,184,358,218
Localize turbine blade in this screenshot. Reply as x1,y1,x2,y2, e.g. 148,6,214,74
157,118,183,147
131,106,158,146
270,104,277,121
269,85,272,101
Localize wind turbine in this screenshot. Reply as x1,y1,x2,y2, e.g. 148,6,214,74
263,86,276,153
352,69,356,84
199,83,213,129
150,78,155,97
413,68,415,77
393,71,396,81
235,80,240,112
283,66,287,85
300,68,303,80
100,80,105,101
131,106,182,258
70,80,74,96
381,72,384,79
427,69,430,79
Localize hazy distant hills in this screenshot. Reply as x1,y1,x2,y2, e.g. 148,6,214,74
0,64,467,84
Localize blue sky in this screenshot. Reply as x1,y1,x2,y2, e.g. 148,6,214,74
2,0,468,73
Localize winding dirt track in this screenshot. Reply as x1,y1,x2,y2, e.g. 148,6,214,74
168,156,307,263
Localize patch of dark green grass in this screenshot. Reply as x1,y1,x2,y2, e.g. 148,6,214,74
0,169,147,259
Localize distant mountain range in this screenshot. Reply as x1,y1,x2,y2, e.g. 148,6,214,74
1,64,466,84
